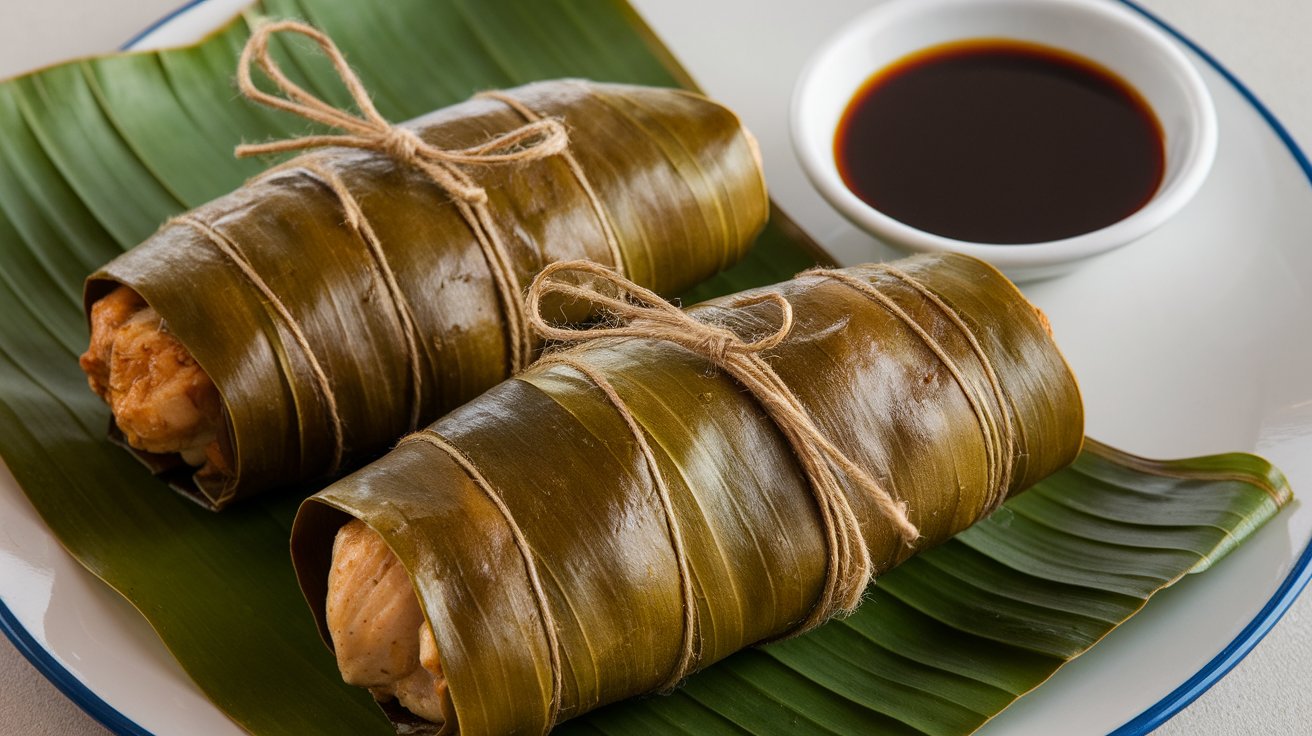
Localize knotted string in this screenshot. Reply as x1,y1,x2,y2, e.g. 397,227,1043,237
527,260,919,641
235,21,569,203
235,20,572,372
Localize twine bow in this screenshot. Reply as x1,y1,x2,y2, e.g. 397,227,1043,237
235,20,576,371
527,260,919,628
236,21,569,205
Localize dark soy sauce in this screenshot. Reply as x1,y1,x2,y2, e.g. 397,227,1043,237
836,39,1165,244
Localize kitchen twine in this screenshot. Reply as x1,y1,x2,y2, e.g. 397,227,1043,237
179,20,624,473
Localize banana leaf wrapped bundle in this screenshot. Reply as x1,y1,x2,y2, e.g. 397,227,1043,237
77,23,767,509
290,252,1085,735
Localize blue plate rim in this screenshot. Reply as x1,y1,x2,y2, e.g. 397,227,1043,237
0,596,155,736
1108,0,1312,732
120,0,211,50
1,1,1309,735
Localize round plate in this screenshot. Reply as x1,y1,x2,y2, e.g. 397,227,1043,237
1,0,1309,734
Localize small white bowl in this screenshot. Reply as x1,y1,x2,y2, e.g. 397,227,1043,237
791,0,1217,281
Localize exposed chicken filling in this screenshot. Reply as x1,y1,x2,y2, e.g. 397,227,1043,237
328,519,447,724
79,286,229,477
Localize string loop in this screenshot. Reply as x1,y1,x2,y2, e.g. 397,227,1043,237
234,21,569,207
234,19,578,371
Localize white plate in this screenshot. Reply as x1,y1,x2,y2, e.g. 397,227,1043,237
2,1,1309,734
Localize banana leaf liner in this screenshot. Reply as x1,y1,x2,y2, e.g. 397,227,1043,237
291,252,1085,735
84,74,767,510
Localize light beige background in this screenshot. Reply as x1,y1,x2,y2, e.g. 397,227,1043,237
0,0,1309,734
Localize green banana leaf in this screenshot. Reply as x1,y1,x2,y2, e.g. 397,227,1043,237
0,1,1290,736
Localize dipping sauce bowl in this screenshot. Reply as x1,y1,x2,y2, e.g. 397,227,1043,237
792,0,1217,281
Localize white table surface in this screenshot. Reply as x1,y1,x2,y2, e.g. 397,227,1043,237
0,1,1309,735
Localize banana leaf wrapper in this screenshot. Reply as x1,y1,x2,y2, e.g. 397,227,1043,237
84,79,766,509
291,252,1085,736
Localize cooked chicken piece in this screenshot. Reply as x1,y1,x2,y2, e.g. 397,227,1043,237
80,286,227,475
328,519,446,724
81,286,145,398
